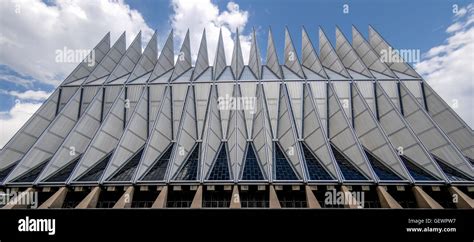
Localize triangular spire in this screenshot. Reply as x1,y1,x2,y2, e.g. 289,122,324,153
200,85,223,180
231,29,245,79
227,85,248,181
276,84,304,179
128,31,158,82
102,87,148,181
302,83,340,180
327,83,375,180
318,27,350,78
214,29,227,79
150,31,174,81
251,84,273,179
374,82,445,180
169,86,198,180
62,32,110,85
351,83,411,180
171,29,192,81
351,26,396,78
335,27,373,78
248,28,262,79
193,29,209,80
368,25,420,78
85,32,127,85
284,27,304,78
302,27,327,79
134,87,173,181
106,31,142,84
266,28,282,78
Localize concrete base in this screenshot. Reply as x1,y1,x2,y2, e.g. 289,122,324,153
190,185,203,208
229,185,241,208
305,186,321,208
76,187,101,209
448,186,474,208
2,187,36,209
39,187,68,209
412,186,443,209
376,186,402,208
113,186,134,208
152,186,168,208
269,185,281,208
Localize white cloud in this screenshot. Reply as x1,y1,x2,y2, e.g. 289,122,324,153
0,101,42,148
170,0,251,65
3,90,52,101
415,4,474,128
0,0,154,86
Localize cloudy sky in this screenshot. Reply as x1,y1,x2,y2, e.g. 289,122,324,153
0,0,472,148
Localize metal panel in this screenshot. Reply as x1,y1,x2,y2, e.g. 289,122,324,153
5,90,82,183
227,85,247,182
128,32,158,82
375,82,445,181
62,33,110,85
70,87,126,181
214,30,227,80
102,87,148,181
284,28,304,79
276,84,305,180
335,27,373,79
0,90,59,171
399,83,473,178
303,83,340,180
135,86,173,181
352,84,411,181
168,86,198,180
105,32,142,84
319,28,349,79
193,29,209,81
38,88,107,183
301,28,327,79
248,29,262,79
149,31,174,82
200,85,223,180
265,29,282,79
231,30,245,79
424,83,474,160
328,83,375,181
171,31,192,81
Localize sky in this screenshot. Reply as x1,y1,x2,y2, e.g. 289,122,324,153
0,0,472,148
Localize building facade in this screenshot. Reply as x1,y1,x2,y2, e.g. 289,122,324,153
0,26,473,209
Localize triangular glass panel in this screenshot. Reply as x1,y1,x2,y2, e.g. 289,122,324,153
432,155,471,181
12,159,50,183
399,155,437,181
274,143,299,180
0,161,18,183
108,147,145,181
364,149,401,181
301,142,333,180
175,144,200,180
330,144,367,180
45,155,82,183
208,144,231,180
241,143,265,180
141,144,174,181
77,151,113,182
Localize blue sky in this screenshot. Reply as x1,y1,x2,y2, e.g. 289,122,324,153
0,0,472,147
